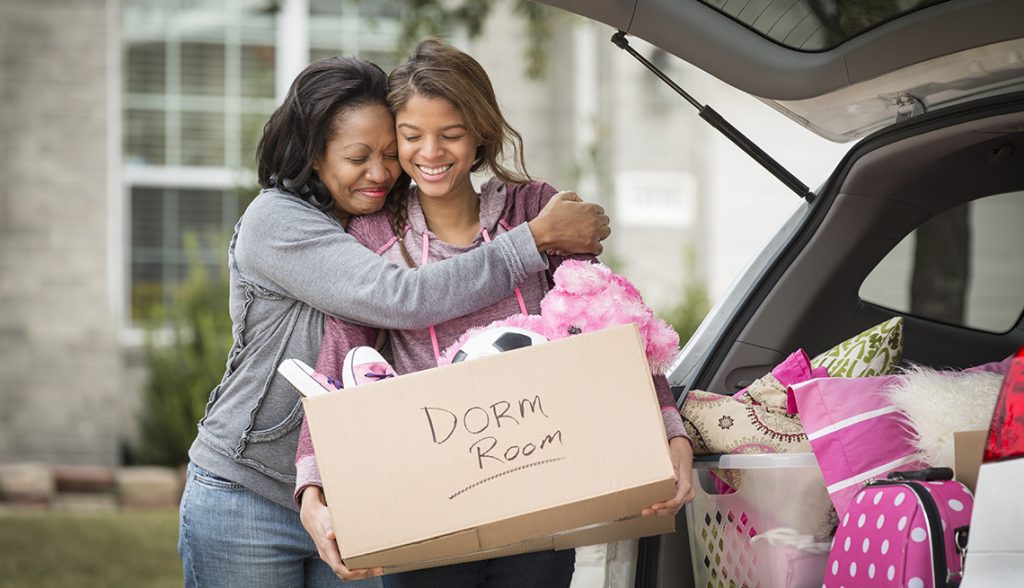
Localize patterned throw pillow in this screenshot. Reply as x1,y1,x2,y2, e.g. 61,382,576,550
680,318,906,458
682,388,810,456
681,350,819,457
810,317,904,378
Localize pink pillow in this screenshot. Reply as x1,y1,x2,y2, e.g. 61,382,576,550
732,348,829,403
789,376,925,518
963,355,1014,375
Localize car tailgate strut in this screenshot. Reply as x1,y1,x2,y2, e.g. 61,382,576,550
612,31,815,203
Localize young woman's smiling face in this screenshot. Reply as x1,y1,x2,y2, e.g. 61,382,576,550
396,95,481,201
314,103,401,221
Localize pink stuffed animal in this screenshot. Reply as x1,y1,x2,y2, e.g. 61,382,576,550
440,260,680,374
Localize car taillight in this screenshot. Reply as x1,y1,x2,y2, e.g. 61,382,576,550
983,345,1024,463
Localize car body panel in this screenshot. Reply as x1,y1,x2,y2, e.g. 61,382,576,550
961,459,1024,587
771,37,1024,141
539,0,1024,140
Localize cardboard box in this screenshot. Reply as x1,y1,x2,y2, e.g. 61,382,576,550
954,429,988,493
303,324,677,572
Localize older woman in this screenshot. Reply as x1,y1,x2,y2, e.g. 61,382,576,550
177,55,609,588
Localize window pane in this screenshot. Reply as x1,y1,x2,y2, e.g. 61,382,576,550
178,189,229,250
125,109,166,165
967,192,1024,330
310,0,344,17
131,262,166,322
309,48,337,63
129,187,239,322
181,111,225,166
361,49,401,75
308,48,402,72
131,187,165,250
241,44,275,98
359,0,403,20
860,192,1024,332
240,111,269,169
181,42,225,96
126,42,166,94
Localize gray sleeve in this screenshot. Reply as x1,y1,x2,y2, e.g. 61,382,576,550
235,193,547,329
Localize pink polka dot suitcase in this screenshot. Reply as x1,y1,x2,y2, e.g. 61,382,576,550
824,468,973,588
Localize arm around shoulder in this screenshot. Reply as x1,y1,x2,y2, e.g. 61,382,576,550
236,190,548,329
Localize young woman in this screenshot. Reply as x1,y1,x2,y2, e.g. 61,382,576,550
294,40,694,587
178,55,611,588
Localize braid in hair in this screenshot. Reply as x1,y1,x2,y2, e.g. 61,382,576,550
384,182,417,268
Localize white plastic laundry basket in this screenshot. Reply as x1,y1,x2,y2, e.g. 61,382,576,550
685,453,834,588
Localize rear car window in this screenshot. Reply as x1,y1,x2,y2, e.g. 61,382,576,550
698,0,950,51
859,191,1024,332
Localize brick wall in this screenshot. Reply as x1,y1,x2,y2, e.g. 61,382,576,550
0,0,124,466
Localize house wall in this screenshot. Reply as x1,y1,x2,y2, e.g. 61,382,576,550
0,0,124,466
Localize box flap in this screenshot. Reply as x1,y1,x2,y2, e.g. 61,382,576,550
378,536,556,575
362,514,675,574
553,514,675,550
346,528,481,569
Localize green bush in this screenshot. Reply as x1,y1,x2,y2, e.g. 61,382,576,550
661,280,711,347
134,232,233,467
659,249,712,346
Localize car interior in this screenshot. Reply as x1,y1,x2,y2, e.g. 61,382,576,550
693,100,1024,396
536,1,1024,585
651,91,1024,588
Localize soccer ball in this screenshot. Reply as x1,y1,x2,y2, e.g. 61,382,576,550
449,326,549,363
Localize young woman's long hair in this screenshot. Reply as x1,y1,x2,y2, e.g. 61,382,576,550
257,56,410,213
385,39,530,264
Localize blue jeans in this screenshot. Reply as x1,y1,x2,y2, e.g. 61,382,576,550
383,549,575,588
178,462,382,588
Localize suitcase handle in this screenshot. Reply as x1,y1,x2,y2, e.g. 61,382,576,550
887,467,954,482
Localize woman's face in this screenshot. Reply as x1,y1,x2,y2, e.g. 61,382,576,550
314,103,401,219
395,94,482,201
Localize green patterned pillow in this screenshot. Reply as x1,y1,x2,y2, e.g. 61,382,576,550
810,317,904,377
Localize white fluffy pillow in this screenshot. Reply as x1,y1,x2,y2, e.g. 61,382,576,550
885,365,1002,467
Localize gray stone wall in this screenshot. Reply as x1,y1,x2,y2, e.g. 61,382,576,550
0,0,123,466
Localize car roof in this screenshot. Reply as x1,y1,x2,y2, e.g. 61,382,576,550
539,0,1024,141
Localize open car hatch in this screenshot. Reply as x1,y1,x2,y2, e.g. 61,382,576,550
611,31,815,201
540,0,1024,142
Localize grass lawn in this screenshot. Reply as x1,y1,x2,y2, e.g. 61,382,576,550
0,508,182,588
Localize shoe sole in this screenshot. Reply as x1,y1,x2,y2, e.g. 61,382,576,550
342,348,360,389
277,358,329,398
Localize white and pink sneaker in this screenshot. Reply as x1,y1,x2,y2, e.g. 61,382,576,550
342,346,397,388
277,358,341,398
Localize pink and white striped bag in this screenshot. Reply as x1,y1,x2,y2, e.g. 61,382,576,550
790,376,926,518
